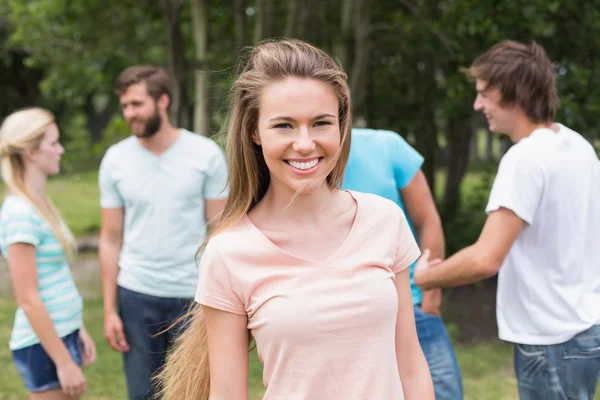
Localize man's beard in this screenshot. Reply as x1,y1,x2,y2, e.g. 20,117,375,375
132,108,162,138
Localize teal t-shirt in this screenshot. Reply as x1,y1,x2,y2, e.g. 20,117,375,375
343,129,425,305
0,195,83,350
99,129,229,298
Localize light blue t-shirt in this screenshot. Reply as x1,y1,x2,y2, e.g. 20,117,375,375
99,129,229,298
343,128,425,305
0,196,83,350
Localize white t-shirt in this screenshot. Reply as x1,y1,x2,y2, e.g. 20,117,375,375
486,123,600,345
99,129,228,298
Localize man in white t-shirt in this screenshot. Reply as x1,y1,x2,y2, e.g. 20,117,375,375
414,40,600,399
98,65,228,400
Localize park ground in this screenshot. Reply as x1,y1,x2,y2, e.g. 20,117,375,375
0,172,598,399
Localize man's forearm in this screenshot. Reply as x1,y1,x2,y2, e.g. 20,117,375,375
98,238,121,315
418,244,496,290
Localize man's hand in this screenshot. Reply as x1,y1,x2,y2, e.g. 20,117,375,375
104,312,130,352
414,249,442,290
420,288,442,316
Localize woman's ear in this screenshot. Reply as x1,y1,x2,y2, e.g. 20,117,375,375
22,147,36,162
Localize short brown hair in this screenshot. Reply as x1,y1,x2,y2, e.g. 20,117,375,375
462,40,560,123
115,65,171,104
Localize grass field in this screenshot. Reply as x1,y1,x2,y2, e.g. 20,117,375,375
1,171,598,399
0,172,524,399
0,273,521,400
0,172,101,238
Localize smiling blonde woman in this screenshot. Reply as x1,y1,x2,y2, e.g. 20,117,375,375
157,39,434,400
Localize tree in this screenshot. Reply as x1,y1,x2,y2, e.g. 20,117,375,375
191,0,210,135
253,0,273,42
160,0,191,129
6,0,168,141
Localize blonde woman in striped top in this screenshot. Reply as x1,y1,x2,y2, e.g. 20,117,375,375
0,108,95,399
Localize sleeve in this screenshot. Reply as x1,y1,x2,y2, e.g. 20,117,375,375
195,241,245,315
392,206,421,274
388,132,425,190
98,149,124,208
3,213,41,247
203,144,229,199
485,152,543,224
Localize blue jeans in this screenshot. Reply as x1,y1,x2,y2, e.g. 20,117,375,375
414,305,464,400
514,324,600,400
118,286,193,400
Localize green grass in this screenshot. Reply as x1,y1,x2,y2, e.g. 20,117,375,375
1,172,597,399
0,171,101,238
0,291,520,399
47,172,101,237
0,266,524,400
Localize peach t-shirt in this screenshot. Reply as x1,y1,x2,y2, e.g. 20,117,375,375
196,191,420,399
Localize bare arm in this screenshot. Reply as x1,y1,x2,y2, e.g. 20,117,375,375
205,198,227,232
401,171,445,314
9,243,74,366
8,243,87,395
99,207,130,352
99,208,124,315
394,268,434,399
203,305,249,400
414,207,525,290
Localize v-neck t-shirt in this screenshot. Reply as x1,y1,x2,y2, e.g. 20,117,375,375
195,191,420,399
99,129,228,298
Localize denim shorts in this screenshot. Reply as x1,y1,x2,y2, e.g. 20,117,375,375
11,329,82,392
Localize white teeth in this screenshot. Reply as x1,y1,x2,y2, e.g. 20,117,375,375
287,159,319,170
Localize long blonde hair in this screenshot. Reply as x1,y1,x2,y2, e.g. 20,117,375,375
155,38,353,400
0,108,76,257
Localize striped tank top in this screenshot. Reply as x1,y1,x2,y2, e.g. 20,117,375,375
0,195,82,350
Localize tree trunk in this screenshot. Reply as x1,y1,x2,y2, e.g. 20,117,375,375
442,114,473,219
350,0,369,125
234,0,247,50
83,95,113,144
190,0,210,136
414,111,438,194
285,0,320,43
320,0,332,53
284,0,298,38
335,0,354,74
159,0,190,129
254,0,273,42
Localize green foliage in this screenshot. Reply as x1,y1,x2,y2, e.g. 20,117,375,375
92,115,131,160
2,0,600,192
6,0,167,105
437,169,494,255
59,113,96,173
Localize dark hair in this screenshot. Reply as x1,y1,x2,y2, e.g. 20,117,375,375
115,65,171,106
462,40,560,123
